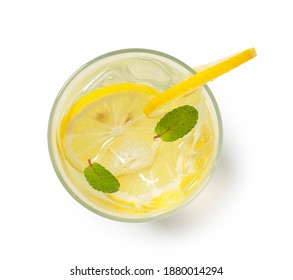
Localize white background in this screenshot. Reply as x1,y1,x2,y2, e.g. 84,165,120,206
1,1,292,279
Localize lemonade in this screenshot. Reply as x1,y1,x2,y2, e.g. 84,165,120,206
48,49,222,221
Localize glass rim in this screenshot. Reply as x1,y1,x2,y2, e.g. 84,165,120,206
48,48,223,223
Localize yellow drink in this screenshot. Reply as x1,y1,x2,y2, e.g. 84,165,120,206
48,49,222,222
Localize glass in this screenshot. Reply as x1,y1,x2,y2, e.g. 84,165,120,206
48,49,223,222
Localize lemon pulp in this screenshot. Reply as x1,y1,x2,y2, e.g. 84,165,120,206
57,82,216,217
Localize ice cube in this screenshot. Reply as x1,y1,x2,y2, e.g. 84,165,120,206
98,136,157,176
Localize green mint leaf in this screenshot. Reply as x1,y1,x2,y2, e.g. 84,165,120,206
84,159,120,193
154,105,198,142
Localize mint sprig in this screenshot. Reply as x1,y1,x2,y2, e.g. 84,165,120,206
84,159,120,193
154,105,198,142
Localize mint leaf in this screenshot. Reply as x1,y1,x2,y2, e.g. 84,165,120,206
84,159,120,193
154,105,198,142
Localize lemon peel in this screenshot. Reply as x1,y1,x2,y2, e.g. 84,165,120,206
144,48,256,117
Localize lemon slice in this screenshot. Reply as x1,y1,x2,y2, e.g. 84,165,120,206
59,82,193,211
60,83,160,172
144,48,256,117
59,82,207,211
